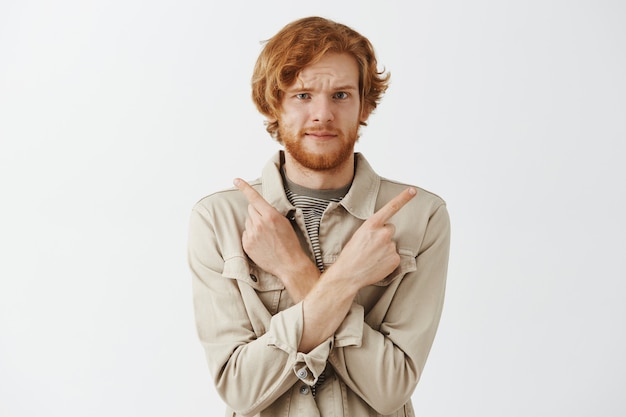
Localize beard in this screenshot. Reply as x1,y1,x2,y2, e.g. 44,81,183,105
279,124,360,171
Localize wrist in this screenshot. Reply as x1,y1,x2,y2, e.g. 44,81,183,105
318,263,360,300
276,253,317,281
276,255,320,302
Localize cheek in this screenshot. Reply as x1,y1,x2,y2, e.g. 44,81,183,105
278,111,304,130
278,117,293,131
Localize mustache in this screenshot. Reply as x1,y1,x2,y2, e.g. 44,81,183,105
302,126,339,134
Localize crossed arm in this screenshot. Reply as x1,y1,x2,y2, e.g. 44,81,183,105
191,179,449,414
233,177,417,353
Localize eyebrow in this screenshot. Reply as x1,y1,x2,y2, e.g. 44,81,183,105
286,83,358,92
332,85,358,91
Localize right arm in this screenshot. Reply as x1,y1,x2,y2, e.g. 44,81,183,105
189,202,325,416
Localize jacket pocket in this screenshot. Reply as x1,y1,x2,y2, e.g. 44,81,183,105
373,252,417,287
222,256,286,317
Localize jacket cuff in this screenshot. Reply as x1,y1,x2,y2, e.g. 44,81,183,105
333,302,364,348
293,340,332,385
266,302,331,385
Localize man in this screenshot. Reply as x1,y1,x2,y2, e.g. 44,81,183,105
188,16,450,417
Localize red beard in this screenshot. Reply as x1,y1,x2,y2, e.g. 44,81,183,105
279,124,360,171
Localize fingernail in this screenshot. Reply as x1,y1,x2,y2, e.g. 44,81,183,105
408,187,417,195
233,178,241,186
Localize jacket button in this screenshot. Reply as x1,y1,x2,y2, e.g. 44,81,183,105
249,274,257,282
296,368,308,379
299,385,309,395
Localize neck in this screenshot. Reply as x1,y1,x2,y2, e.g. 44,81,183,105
282,152,355,190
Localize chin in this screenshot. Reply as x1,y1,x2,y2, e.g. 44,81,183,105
290,148,354,171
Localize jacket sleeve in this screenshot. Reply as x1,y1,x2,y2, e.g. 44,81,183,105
188,202,331,416
328,203,451,415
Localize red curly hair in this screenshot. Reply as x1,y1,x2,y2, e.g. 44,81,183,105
251,16,390,142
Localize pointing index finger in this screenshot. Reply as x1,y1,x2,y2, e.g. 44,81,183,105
233,178,273,213
369,187,417,226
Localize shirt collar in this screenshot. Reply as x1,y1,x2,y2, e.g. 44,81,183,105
260,151,381,220
340,153,381,220
260,152,295,216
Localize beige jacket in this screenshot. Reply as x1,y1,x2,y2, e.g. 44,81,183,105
188,152,450,416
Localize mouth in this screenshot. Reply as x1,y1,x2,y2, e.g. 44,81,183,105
305,131,338,139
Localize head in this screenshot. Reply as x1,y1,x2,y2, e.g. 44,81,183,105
251,16,390,143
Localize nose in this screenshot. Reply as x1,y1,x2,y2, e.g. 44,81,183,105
311,96,334,123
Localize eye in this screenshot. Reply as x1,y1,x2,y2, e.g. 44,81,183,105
295,93,310,100
333,92,349,100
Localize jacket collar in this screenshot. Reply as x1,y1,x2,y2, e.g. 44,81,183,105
260,151,381,220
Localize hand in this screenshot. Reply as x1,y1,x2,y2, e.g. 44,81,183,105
329,187,417,290
234,178,319,299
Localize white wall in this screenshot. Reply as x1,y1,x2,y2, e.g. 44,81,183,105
1,1,624,416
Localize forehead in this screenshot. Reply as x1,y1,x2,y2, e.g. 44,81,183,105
292,52,360,88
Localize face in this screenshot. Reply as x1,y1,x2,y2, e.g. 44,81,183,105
276,53,368,172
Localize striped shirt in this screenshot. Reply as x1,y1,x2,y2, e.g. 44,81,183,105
282,171,350,397
282,172,350,272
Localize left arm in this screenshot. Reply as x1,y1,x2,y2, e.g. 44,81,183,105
329,203,450,414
